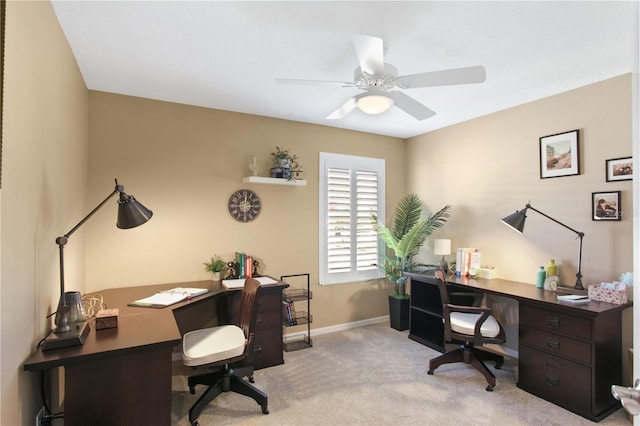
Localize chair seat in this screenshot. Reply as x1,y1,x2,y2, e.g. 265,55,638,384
450,312,500,338
183,325,246,367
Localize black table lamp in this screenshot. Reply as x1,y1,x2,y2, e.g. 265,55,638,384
43,179,152,350
501,203,584,291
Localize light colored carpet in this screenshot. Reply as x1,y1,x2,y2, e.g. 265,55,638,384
171,322,629,425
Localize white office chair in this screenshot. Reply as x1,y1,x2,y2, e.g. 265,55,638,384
427,269,506,391
182,278,268,426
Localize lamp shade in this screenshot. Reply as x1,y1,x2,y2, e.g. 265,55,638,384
356,94,393,115
501,209,527,233
117,193,153,229
434,239,451,256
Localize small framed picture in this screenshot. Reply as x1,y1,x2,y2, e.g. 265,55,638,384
592,191,621,221
539,129,580,179
606,157,632,182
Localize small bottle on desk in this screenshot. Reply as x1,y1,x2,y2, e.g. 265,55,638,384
536,266,546,289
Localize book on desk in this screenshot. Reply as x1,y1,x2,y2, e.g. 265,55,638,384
128,287,208,308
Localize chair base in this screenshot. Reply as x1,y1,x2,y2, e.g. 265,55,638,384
428,345,504,391
187,365,268,426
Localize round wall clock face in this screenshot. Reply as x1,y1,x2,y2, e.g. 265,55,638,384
228,189,261,222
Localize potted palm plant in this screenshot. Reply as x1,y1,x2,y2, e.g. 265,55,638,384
377,193,451,330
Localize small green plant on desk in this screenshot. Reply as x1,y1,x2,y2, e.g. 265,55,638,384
204,255,226,280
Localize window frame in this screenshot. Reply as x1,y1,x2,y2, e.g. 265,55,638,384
319,152,385,285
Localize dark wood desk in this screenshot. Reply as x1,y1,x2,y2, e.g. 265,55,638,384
23,280,287,426
406,272,631,422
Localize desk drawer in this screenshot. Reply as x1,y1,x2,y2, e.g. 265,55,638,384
520,304,592,341
519,345,591,414
256,308,281,330
229,291,282,313
252,326,284,369
520,326,592,365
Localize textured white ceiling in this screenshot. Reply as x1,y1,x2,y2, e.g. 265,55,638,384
51,1,638,138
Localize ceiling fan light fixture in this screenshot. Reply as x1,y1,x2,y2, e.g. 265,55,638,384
356,94,393,115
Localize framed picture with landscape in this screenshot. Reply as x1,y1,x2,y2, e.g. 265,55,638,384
592,191,621,221
539,129,580,179
606,157,632,182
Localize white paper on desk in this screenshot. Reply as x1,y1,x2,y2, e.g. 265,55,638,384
132,287,208,306
222,277,277,289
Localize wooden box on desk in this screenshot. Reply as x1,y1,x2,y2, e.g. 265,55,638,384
95,308,119,330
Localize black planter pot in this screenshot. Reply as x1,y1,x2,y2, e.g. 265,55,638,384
388,295,410,331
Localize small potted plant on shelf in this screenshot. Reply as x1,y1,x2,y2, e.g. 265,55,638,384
270,146,303,180
376,193,451,331
204,255,226,281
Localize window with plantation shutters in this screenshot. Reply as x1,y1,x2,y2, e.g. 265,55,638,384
319,153,385,285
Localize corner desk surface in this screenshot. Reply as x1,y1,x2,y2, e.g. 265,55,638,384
23,279,287,426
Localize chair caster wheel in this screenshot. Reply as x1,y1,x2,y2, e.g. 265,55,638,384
427,369,434,375
190,420,199,426
262,405,269,414
486,385,494,392
249,376,255,383
189,386,196,395
495,362,503,370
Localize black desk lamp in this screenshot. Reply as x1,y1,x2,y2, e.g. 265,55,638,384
43,179,152,350
501,203,584,291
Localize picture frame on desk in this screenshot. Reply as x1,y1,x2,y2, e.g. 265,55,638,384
539,129,580,179
592,191,621,221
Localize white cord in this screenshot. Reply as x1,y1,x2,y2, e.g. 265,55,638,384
82,294,106,318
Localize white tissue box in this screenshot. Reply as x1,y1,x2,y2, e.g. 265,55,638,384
478,267,498,279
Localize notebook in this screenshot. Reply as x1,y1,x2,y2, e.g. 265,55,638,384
129,287,208,308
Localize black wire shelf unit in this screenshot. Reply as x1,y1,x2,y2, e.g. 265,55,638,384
280,273,312,351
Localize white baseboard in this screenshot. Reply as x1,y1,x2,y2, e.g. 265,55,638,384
284,315,389,340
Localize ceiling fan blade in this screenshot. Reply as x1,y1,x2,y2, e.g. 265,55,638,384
387,92,436,120
276,78,354,87
326,97,357,120
352,34,385,76
398,65,486,89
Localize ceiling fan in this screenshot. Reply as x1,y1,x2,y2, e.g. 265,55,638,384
276,35,486,120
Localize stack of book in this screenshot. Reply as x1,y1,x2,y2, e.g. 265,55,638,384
282,300,297,326
234,252,254,279
455,248,481,277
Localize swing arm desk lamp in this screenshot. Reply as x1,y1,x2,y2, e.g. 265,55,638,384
501,203,584,291
42,179,152,350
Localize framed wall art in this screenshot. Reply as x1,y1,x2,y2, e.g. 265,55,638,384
592,191,621,221
606,157,632,182
539,129,580,179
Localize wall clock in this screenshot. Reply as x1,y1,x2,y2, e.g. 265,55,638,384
228,189,261,222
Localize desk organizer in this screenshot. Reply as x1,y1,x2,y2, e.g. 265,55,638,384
587,284,628,304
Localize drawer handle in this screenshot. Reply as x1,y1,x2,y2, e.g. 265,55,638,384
546,316,559,329
546,337,560,351
546,374,560,387
254,345,263,354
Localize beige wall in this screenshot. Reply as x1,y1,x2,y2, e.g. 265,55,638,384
1,1,89,425
407,73,633,365
85,92,405,328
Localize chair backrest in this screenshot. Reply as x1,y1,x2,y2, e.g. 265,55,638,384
238,278,262,337
237,278,262,361
434,269,450,305
434,269,454,341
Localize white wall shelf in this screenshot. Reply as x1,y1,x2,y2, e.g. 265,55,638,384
242,176,306,186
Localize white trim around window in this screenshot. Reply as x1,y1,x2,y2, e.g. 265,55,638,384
319,152,385,285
